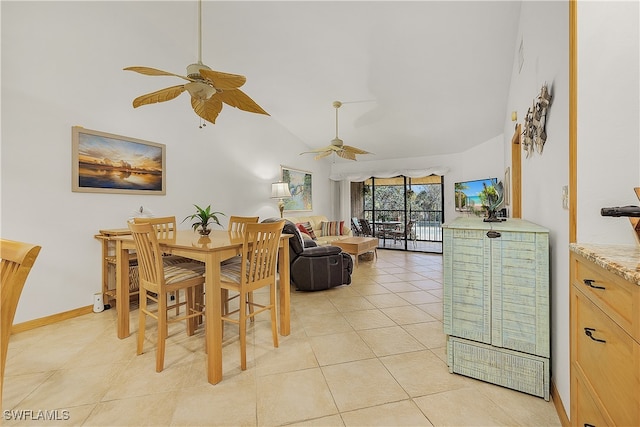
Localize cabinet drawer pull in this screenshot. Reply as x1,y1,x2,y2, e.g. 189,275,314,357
583,279,605,290
486,230,501,238
584,327,606,343
584,424,596,427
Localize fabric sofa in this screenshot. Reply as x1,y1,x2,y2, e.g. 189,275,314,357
284,215,351,245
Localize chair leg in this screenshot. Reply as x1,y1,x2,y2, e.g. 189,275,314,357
173,291,180,316
156,291,168,372
270,283,279,349
247,291,255,323
239,289,248,371
186,287,195,336
222,289,229,315
137,289,148,356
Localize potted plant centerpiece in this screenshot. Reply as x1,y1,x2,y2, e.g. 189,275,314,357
183,204,225,236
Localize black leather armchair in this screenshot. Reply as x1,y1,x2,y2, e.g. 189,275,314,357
263,218,353,291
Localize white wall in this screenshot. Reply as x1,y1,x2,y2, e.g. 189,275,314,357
577,1,639,245
1,2,333,323
503,0,640,418
504,0,571,411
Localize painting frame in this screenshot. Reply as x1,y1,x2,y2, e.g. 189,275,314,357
72,126,166,195
281,166,312,212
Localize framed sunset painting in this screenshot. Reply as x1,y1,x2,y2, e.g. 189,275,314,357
72,126,166,195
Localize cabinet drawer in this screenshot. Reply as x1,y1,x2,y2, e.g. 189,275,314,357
574,290,640,427
573,371,611,427
573,253,638,338
448,336,549,400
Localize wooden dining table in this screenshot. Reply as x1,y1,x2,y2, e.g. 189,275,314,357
106,228,291,385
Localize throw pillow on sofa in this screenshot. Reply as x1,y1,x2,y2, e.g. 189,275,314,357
297,222,317,240
320,220,344,236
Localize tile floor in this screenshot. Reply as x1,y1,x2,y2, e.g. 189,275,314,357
3,250,562,426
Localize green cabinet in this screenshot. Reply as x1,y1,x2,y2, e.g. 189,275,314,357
443,217,550,400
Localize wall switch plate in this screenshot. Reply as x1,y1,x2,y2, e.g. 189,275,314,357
562,186,569,209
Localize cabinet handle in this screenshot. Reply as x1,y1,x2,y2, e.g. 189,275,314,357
584,327,606,343
583,279,606,290
486,230,501,238
584,424,596,427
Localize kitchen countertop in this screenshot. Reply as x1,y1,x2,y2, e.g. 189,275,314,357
570,243,640,286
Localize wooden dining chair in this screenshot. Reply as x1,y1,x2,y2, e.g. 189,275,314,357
133,216,198,314
1,239,41,404
228,215,259,233
223,216,260,314
128,222,205,372
391,219,416,246
219,220,284,370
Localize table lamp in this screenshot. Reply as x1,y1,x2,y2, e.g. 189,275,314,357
271,182,292,218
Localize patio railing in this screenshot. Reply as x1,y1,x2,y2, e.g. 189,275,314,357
362,209,443,242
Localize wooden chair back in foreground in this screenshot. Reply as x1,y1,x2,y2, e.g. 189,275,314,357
128,222,205,372
228,216,259,233
132,216,178,240
133,216,195,315
219,220,284,370
1,239,41,404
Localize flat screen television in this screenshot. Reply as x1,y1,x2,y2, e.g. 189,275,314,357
455,178,498,212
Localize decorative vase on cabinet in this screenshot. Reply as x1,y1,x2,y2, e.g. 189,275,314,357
443,217,550,400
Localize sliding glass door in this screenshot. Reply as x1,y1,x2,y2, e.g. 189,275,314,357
351,175,443,253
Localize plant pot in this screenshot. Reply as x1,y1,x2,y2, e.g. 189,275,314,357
198,227,211,236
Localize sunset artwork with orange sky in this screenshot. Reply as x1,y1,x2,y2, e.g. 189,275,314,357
76,131,163,191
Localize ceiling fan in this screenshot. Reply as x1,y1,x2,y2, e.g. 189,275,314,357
123,0,268,126
301,101,372,161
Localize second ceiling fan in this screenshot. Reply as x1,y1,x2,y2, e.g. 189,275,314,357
301,101,372,161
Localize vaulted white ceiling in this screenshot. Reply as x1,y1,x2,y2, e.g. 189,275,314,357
128,1,522,161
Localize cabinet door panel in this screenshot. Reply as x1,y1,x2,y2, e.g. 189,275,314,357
444,228,491,343
491,231,549,357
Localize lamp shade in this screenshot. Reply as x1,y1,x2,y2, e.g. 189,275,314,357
271,182,292,199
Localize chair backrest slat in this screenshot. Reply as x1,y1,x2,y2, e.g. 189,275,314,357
133,216,178,240
128,222,165,286
228,216,259,233
242,221,283,286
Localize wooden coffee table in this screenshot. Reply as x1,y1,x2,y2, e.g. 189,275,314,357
333,236,378,267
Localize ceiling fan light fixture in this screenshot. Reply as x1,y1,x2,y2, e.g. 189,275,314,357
186,62,211,80
185,81,216,100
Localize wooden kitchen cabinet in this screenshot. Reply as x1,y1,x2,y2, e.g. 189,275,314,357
570,244,640,427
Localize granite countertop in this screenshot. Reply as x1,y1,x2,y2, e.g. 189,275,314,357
570,243,640,286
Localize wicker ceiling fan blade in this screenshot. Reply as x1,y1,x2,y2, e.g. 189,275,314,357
132,85,187,108
337,150,357,160
124,66,193,82
314,150,333,160
199,68,247,90
216,89,269,115
343,145,371,155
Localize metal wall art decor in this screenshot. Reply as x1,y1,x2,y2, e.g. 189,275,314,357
72,126,166,195
522,83,552,158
